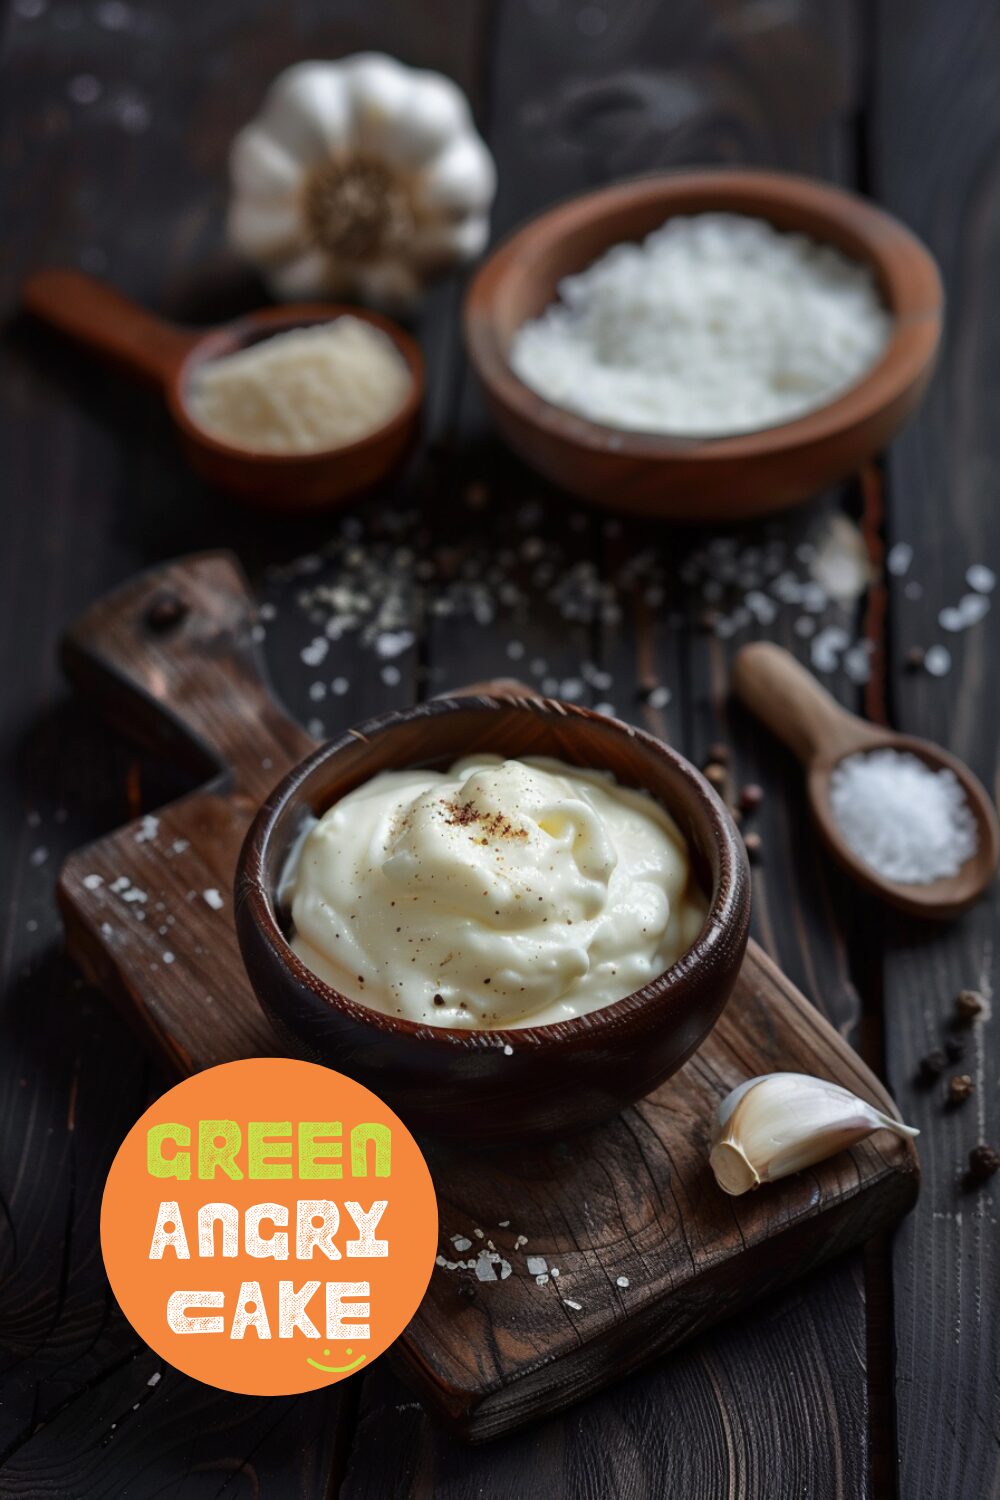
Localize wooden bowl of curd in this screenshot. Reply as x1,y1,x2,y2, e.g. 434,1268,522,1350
235,694,750,1146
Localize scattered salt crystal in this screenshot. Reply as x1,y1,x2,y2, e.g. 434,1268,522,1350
810,625,849,673
83,873,103,890
162,952,175,965
502,1044,513,1056
309,682,326,701
616,1275,630,1288
810,515,871,604
451,1236,472,1252
535,1273,549,1286
886,543,913,577
97,0,131,29
647,685,671,710
550,1268,560,1278
147,1371,160,1387
381,665,401,687
301,638,328,667
377,630,415,659
29,846,48,867
473,1228,484,1239
135,814,159,843
967,564,996,594
939,607,965,633
843,641,873,685
514,1235,528,1249
924,645,952,677
957,593,990,627
332,677,349,695
498,1220,510,1228
202,889,224,911
745,590,777,624
562,1298,583,1311
829,748,977,884
171,839,189,855
474,1249,511,1282
526,1256,548,1276
307,719,325,739
68,74,102,105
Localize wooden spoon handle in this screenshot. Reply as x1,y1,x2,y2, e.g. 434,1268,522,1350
732,642,882,765
22,268,197,388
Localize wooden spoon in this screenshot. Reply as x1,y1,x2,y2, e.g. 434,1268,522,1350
732,641,999,918
22,268,423,513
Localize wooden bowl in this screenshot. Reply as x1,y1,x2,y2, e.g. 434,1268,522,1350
22,269,424,513
234,695,751,1145
464,169,943,520
168,304,424,512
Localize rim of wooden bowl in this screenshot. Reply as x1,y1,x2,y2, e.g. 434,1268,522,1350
235,694,750,1051
166,302,425,469
464,167,943,461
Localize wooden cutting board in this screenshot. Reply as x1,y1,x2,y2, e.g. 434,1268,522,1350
57,551,919,1442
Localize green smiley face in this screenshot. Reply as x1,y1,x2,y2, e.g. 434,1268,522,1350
306,1346,368,1375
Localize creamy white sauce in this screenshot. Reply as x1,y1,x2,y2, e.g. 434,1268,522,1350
287,755,707,1029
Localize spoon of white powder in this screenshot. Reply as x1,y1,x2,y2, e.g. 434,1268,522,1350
510,212,891,438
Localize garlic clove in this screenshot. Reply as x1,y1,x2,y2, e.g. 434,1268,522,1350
345,55,415,154
266,248,349,301
709,1072,918,1196
384,75,475,169
227,198,302,263
418,135,497,214
231,126,301,198
259,62,354,160
410,215,490,270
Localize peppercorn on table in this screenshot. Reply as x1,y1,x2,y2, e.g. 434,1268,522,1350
1,3,997,1499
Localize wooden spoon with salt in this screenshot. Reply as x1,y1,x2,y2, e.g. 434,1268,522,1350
732,642,999,919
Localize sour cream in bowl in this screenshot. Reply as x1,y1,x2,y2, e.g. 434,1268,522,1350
235,695,750,1145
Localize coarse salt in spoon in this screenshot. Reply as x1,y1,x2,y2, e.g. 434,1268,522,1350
732,641,999,918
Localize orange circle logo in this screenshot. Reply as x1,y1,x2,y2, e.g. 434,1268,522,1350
101,1058,437,1395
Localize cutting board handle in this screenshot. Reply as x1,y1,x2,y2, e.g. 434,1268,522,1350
60,552,314,794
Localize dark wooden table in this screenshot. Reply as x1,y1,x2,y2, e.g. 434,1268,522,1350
1,2,997,1496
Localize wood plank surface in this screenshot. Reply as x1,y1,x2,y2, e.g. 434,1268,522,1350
872,4,1000,1497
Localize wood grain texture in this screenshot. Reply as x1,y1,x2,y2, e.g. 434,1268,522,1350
872,3,1000,1496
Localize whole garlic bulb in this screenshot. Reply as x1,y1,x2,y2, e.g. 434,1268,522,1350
228,54,497,310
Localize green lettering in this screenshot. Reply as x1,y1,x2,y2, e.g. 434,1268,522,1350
147,1123,190,1179
198,1119,243,1180
298,1122,343,1179
247,1121,292,1179
350,1122,391,1178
